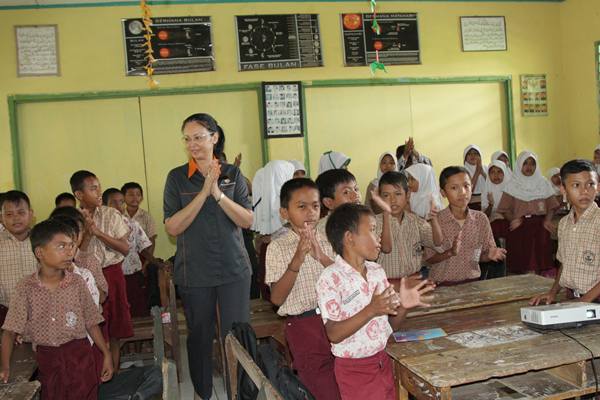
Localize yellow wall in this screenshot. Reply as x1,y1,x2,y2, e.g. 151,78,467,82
0,0,582,258
559,0,600,159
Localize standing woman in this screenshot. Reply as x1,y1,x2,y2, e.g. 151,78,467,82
164,113,253,399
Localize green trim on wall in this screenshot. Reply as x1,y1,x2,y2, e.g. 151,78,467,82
257,87,269,166
8,75,516,189
301,85,311,177
0,0,564,11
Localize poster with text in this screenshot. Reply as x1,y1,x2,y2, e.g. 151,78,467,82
341,13,420,66
262,82,303,138
236,14,322,71
520,74,548,116
123,16,214,76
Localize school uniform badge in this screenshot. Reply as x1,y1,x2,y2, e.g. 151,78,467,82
583,251,596,266
65,311,78,328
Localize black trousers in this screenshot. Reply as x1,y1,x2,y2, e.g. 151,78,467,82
179,276,251,399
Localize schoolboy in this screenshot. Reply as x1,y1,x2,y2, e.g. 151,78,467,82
120,182,157,253
55,192,77,208
49,206,108,303
317,203,433,400
425,166,506,285
70,170,132,370
315,169,361,239
530,160,600,304
0,219,113,399
265,178,340,400
373,171,443,282
0,191,37,326
103,188,153,317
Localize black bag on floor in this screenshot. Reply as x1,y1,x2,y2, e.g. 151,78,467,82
231,322,259,400
274,366,315,400
98,365,162,400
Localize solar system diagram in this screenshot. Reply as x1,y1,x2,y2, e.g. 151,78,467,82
123,16,214,75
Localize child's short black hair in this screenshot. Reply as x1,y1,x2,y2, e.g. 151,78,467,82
326,203,373,256
396,145,406,161
70,170,96,193
560,159,597,182
280,178,318,209
1,190,31,210
121,182,143,196
49,206,85,230
50,215,80,238
54,192,76,207
102,188,122,206
378,171,408,193
439,166,469,189
315,169,357,203
30,219,73,256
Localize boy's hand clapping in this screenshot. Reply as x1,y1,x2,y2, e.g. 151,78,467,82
368,286,399,317
398,278,434,310
370,189,392,214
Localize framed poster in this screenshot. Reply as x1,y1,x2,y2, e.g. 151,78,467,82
236,14,322,71
460,16,507,52
520,74,548,116
262,82,303,138
341,13,420,66
122,16,214,76
15,25,60,76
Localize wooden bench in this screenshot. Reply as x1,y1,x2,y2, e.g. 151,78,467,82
249,299,285,345
225,333,284,400
0,343,39,400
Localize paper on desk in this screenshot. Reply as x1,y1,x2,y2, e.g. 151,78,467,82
446,324,540,348
392,328,447,343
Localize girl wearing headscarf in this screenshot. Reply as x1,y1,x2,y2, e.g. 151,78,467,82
317,151,351,175
404,164,443,219
365,152,397,214
289,160,306,178
251,160,296,236
497,151,559,275
482,160,511,241
463,144,487,210
490,150,512,171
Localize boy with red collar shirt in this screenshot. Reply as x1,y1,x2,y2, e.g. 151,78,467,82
0,191,38,326
70,170,131,370
317,203,433,400
1,219,113,399
265,178,339,400
530,160,600,304
425,166,506,285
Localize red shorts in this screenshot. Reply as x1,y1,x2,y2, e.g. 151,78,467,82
334,351,396,400
490,219,509,241
125,271,149,318
102,262,133,340
36,338,99,400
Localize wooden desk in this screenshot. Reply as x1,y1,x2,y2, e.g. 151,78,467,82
388,300,600,399
406,274,554,318
249,299,285,345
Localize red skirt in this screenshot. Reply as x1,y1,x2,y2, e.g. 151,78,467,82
334,351,396,400
36,338,99,400
125,271,149,318
102,262,133,339
490,219,509,241
506,215,554,274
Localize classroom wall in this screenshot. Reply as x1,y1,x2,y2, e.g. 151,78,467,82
559,0,600,159
0,0,583,258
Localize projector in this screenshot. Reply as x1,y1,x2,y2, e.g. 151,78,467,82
520,302,600,330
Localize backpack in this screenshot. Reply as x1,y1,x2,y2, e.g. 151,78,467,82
98,365,162,400
275,367,315,400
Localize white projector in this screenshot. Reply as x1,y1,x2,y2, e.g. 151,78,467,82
521,302,600,330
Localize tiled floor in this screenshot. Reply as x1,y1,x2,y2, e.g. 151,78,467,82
178,334,228,400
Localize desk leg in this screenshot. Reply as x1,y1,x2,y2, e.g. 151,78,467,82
393,360,409,400
398,364,451,400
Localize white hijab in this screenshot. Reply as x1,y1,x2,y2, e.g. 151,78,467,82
482,160,510,212
546,167,561,195
251,160,295,235
463,144,487,194
503,151,555,202
289,160,306,174
318,151,351,175
405,164,442,219
371,152,397,187
490,150,512,171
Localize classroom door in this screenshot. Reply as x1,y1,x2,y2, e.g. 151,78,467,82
17,98,147,223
